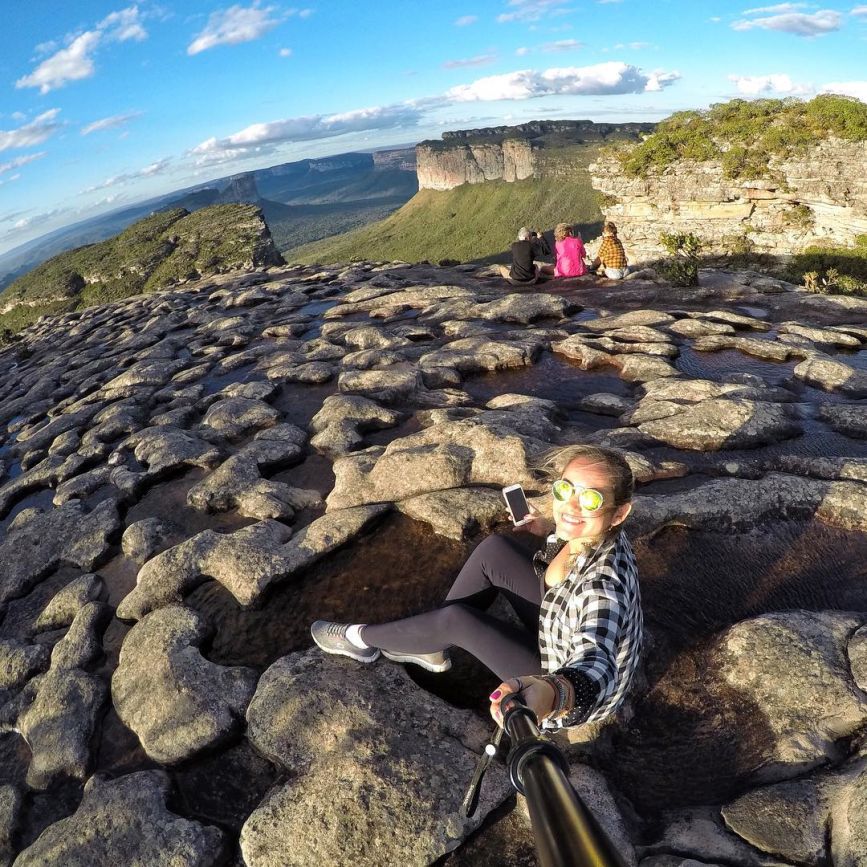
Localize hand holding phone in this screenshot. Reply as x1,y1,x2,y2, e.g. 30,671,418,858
502,484,531,525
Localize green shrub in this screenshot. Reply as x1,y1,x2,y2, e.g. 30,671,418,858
659,231,702,286
619,94,867,179
782,204,814,230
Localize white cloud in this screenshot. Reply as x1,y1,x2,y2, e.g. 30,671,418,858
515,46,531,55
498,0,572,23
99,6,148,42
187,4,282,55
0,110,62,153
851,4,867,13
16,31,101,93
81,111,143,135
542,39,584,52
446,62,680,101
10,208,68,232
190,103,424,165
443,54,497,69
742,3,806,14
0,152,46,175
279,47,293,57
82,157,172,192
821,80,867,100
729,72,813,94
614,41,653,49
17,6,149,93
455,15,478,26
732,9,842,35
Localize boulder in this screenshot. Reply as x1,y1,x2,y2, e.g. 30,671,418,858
126,426,222,477
240,650,511,867
118,507,387,620
638,400,799,451
18,667,107,789
310,395,403,458
338,364,422,403
14,770,225,866
794,357,867,398
200,397,279,441
631,473,867,536
692,335,792,362
639,807,779,867
419,335,543,376
818,404,867,439
722,757,867,866
0,640,50,690
0,785,21,867
112,605,257,764
583,310,675,331
33,573,104,632
397,486,505,539
49,602,108,671
0,501,119,609
122,518,185,564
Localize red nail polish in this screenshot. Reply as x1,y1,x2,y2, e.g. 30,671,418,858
489,690,501,700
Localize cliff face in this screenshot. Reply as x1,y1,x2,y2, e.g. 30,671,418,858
218,173,261,204
372,148,417,172
416,139,535,191
591,139,867,260
416,119,655,191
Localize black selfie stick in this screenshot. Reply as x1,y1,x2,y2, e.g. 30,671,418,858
463,694,628,867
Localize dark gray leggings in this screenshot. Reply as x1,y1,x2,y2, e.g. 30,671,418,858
361,534,545,681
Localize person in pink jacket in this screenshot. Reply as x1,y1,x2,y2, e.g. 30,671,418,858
541,223,588,278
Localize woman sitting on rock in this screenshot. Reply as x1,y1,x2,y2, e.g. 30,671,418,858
541,223,588,279
311,445,643,730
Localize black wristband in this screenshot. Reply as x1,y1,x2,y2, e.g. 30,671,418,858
554,668,599,725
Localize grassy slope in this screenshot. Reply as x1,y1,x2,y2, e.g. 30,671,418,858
287,176,602,265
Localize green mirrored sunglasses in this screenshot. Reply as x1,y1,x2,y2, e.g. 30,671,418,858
551,479,606,511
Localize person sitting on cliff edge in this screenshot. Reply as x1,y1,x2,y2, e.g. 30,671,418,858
540,223,588,279
496,227,550,285
590,222,629,280
310,444,643,733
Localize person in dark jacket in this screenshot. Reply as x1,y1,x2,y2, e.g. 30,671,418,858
496,227,550,285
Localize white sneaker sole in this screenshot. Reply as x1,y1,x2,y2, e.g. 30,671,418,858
381,650,452,673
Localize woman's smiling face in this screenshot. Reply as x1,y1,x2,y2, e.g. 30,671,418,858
551,458,632,547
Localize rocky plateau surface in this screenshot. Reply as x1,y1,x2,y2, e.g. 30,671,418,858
0,260,866,865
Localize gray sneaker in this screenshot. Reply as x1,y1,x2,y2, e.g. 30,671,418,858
381,648,452,673
311,621,380,663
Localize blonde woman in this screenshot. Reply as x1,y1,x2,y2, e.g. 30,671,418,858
540,223,588,279
312,445,643,730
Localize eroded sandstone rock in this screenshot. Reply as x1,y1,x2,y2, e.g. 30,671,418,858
241,650,511,867
113,605,257,764
14,770,225,866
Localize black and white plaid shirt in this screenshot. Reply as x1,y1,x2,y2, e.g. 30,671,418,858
537,530,642,729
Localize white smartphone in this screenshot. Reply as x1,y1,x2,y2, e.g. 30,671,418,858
502,484,531,525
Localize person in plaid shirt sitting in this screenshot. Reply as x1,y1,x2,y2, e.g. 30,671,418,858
591,221,629,280
312,445,643,731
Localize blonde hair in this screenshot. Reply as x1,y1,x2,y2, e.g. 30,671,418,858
536,444,634,506
554,223,573,242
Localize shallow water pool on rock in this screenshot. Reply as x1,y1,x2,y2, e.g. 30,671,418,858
464,351,634,408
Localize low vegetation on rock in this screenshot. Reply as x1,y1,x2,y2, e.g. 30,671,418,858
618,94,867,179
0,204,284,333
786,234,867,297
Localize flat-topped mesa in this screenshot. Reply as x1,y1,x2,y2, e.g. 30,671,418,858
590,98,867,262
416,119,655,191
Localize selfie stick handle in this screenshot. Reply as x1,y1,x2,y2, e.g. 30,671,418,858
501,696,628,867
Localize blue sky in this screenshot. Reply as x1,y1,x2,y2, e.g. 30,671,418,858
1,0,866,256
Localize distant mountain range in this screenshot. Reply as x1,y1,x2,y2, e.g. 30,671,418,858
0,148,418,290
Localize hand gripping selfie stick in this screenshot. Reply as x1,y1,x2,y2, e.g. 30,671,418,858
462,694,628,867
